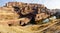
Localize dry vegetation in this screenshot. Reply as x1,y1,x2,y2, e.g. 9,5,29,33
0,2,60,33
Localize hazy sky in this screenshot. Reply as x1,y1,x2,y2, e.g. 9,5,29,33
0,0,60,9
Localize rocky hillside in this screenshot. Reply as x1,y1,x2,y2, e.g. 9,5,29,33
4,2,52,26
0,2,60,33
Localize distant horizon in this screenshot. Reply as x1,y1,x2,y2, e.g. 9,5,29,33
0,0,60,9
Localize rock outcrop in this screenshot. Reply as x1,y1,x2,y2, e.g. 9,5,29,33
0,2,52,26
0,2,60,33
